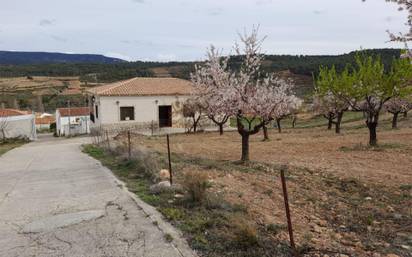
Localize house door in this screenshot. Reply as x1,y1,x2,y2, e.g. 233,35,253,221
159,105,172,127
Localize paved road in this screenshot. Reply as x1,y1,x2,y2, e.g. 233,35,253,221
0,135,192,257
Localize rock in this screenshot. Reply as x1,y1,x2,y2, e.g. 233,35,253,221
159,169,170,180
393,213,402,219
401,245,410,250
385,254,400,257
365,197,372,201
174,194,184,199
334,233,343,240
317,219,327,227
387,206,395,212
149,181,183,194
312,225,323,233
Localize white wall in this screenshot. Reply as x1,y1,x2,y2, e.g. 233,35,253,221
56,114,91,136
93,95,188,127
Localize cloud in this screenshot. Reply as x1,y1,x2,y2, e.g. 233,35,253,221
207,8,223,16
156,53,177,62
255,0,272,6
313,10,326,15
131,0,145,3
385,16,394,23
50,35,68,42
39,19,56,26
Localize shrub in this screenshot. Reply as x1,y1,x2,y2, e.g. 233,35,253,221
49,122,56,131
229,215,259,249
182,171,209,203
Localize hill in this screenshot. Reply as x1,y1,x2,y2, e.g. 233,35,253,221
0,49,401,82
0,51,125,65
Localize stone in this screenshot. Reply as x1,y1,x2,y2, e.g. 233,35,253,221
159,169,170,180
364,197,372,201
312,225,323,233
149,181,183,194
401,245,410,250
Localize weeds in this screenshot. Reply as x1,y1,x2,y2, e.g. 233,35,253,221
182,171,210,203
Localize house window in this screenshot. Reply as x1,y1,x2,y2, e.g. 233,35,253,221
95,105,99,119
120,107,135,121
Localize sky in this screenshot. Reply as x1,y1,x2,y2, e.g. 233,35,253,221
0,0,409,61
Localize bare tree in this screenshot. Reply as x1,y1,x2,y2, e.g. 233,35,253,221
183,98,205,133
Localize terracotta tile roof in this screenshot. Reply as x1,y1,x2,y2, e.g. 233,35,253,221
35,116,55,125
0,109,30,117
88,77,193,96
57,107,90,117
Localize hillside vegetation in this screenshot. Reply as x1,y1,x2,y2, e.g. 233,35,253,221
0,49,401,82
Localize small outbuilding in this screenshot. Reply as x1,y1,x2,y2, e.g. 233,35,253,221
87,77,193,131
0,109,37,140
55,107,91,136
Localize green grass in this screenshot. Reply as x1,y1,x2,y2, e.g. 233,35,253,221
0,139,27,156
295,112,365,129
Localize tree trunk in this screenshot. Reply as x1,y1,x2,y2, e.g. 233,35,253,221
193,122,197,133
276,118,282,133
263,124,269,141
392,112,399,129
218,124,224,135
292,116,297,128
209,115,229,136
327,115,333,130
241,133,250,162
367,121,378,146
335,112,343,134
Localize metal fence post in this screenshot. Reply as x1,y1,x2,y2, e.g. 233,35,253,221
280,165,298,256
106,130,110,151
127,130,131,160
167,134,173,185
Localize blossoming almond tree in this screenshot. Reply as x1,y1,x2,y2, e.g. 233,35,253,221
270,95,302,135
191,46,232,135
384,97,412,128
201,28,298,162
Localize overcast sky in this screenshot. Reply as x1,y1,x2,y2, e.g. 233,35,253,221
0,0,408,61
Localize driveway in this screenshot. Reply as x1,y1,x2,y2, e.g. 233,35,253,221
0,135,194,257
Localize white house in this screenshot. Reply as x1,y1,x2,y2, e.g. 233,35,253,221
0,109,37,140
55,107,91,136
87,77,193,131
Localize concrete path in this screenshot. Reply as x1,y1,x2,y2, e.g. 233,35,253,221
0,135,195,257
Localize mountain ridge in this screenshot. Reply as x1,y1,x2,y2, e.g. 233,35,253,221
0,51,126,65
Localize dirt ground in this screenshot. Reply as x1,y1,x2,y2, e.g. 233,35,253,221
136,118,412,187
119,115,412,256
